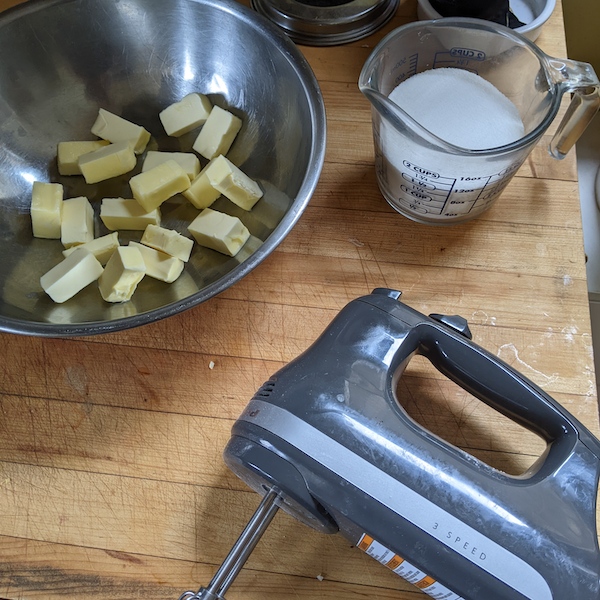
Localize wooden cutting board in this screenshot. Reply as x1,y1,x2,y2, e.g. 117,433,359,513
0,0,598,599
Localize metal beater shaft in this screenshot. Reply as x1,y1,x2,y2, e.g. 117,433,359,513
178,488,281,600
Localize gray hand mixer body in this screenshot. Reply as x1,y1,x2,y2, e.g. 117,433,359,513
199,289,600,600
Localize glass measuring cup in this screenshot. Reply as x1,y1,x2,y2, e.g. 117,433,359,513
359,18,600,225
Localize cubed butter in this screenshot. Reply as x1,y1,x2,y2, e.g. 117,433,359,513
57,140,110,175
141,224,194,262
182,158,221,209
206,155,263,211
61,196,94,248
31,181,63,239
62,231,119,265
159,93,212,137
129,159,190,212
129,241,184,283
142,151,200,181
188,208,249,257
100,198,161,231
98,246,146,303
91,108,151,154
40,247,103,303
78,140,137,184
192,105,242,160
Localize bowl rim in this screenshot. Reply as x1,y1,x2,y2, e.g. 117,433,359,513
0,0,327,337
416,0,557,34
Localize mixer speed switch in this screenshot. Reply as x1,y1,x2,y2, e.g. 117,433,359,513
429,313,472,339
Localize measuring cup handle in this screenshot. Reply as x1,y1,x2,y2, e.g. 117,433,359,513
546,57,600,158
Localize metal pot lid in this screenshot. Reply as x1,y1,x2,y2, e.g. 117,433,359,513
251,0,399,46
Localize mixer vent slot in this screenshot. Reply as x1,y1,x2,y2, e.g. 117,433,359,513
255,379,277,398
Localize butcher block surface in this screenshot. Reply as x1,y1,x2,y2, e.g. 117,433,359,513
1,0,599,598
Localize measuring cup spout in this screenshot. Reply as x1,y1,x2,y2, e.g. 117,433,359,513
360,85,401,129
359,82,460,153
545,56,600,158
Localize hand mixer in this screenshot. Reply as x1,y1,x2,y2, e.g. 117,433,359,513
177,288,600,600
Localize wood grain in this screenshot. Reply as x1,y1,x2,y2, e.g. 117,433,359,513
0,0,598,598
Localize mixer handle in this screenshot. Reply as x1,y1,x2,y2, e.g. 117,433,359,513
412,321,582,451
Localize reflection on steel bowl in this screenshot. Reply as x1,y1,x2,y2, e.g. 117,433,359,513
0,0,326,336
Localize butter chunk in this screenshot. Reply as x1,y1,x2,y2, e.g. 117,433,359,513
57,140,110,175
91,108,151,154
62,231,119,265
100,198,161,231
188,208,249,257
31,181,63,239
141,224,194,262
98,246,146,303
142,151,200,181
182,158,222,209
192,105,242,160
206,155,263,210
159,93,212,137
129,241,184,283
78,140,137,184
61,196,94,248
129,159,190,212
40,247,103,303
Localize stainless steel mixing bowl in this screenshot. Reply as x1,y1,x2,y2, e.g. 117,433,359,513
0,0,326,336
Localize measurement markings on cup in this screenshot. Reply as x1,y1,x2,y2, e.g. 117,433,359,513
399,160,456,214
433,48,486,72
392,53,418,85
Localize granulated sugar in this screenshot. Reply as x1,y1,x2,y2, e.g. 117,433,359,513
376,67,528,222
388,68,524,149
